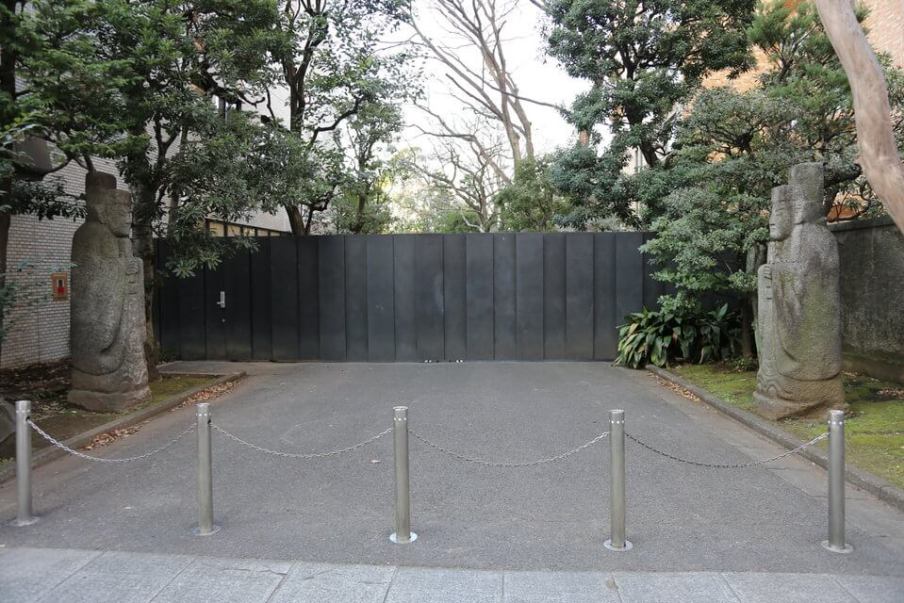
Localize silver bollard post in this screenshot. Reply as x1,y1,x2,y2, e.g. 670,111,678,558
389,406,417,543
604,409,631,551
12,400,38,526
822,409,852,553
194,403,220,536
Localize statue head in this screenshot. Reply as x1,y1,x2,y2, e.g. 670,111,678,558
85,172,132,237
788,162,825,225
769,185,793,241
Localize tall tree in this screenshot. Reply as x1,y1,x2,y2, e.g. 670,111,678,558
267,0,415,235
814,0,904,234
22,0,284,373
333,101,405,234
642,0,904,355
0,1,87,362
546,0,755,226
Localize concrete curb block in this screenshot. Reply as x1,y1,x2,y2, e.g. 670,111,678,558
647,364,904,513
0,371,245,484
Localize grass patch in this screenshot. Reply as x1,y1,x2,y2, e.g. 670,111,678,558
672,363,904,490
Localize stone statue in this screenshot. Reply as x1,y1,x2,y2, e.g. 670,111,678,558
754,162,844,419
69,172,151,411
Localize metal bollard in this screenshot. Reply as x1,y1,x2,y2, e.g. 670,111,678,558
12,400,38,526
604,409,631,551
389,406,417,543
194,403,220,536
822,409,852,553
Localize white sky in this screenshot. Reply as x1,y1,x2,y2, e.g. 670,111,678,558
399,0,589,156
264,2,588,156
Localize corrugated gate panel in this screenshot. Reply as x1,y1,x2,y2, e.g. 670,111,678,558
224,250,252,360
493,234,517,360
415,234,444,360
443,234,467,361
345,236,369,361
565,233,594,359
515,233,544,360
366,235,395,361
318,236,346,361
250,238,272,360
543,233,566,359
594,233,618,360
465,234,494,360
270,237,299,361
297,237,320,360
393,235,418,361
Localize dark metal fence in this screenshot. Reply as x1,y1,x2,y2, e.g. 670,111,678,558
155,232,667,362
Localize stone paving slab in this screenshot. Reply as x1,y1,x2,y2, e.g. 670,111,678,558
1,547,902,603
268,562,395,603
721,571,861,603
35,550,194,603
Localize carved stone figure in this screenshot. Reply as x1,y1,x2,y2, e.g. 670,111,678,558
755,162,845,419
69,172,151,411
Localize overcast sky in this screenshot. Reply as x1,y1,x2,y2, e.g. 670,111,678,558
399,1,589,156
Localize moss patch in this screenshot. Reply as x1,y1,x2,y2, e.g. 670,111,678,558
672,364,904,490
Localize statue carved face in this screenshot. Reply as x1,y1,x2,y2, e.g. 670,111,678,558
104,197,132,238
769,191,792,242
87,193,132,238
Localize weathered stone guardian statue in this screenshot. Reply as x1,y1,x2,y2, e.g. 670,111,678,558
755,162,844,419
69,172,151,411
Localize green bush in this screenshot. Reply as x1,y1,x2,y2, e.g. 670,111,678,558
616,304,740,369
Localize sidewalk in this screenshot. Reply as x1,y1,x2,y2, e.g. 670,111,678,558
3,546,902,603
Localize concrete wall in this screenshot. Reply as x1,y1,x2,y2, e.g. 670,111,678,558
832,217,904,383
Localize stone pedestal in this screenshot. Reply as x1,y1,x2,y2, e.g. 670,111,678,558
69,172,151,411
755,163,845,420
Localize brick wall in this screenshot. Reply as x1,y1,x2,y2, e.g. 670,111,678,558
1,158,123,369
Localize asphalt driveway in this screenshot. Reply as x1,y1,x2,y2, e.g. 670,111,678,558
0,362,902,576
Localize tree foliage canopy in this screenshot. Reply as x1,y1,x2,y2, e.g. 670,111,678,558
546,0,755,226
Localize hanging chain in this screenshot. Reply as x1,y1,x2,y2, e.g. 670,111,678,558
624,431,828,469
28,420,194,464
211,422,392,459
409,428,609,468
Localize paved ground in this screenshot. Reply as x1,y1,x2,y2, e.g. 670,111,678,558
0,362,902,596
2,546,903,603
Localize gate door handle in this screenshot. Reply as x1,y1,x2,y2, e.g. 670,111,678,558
217,291,226,309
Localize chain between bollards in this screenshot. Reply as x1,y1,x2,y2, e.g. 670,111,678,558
605,409,631,551
194,403,220,536
390,406,417,544
12,400,37,526
823,409,852,553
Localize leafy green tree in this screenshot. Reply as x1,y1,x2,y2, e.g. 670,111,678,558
0,1,87,359
496,158,567,231
332,101,405,234
20,0,284,372
642,0,904,356
267,0,416,234
545,0,755,226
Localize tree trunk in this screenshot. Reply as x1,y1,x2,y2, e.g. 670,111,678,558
130,179,161,381
285,204,306,235
814,0,904,234
351,191,367,234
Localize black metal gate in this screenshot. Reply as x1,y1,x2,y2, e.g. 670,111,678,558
155,232,666,362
